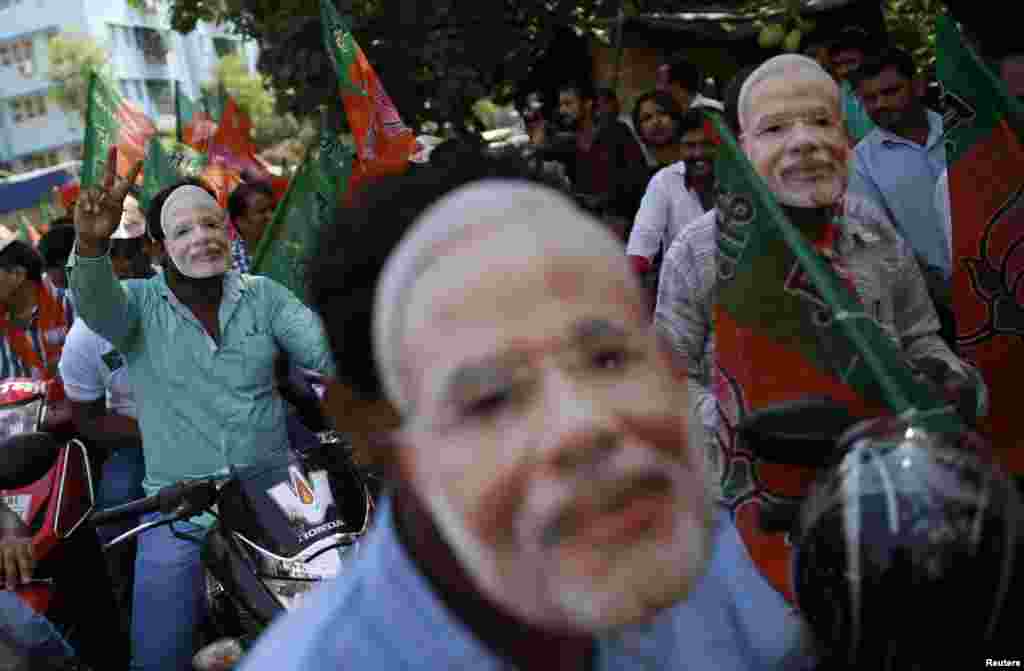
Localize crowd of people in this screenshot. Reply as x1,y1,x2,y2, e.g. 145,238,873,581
0,20,1021,671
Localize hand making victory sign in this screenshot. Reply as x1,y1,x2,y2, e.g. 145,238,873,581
74,146,144,257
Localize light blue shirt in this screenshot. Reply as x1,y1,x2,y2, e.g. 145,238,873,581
67,252,335,497
852,109,950,276
240,501,816,671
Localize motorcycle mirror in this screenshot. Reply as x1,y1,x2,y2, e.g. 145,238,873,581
0,432,61,490
736,396,865,468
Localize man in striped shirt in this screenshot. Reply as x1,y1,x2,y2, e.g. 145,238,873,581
0,231,75,381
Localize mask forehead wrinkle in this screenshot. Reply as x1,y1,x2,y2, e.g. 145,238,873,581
160,185,222,238
375,180,632,416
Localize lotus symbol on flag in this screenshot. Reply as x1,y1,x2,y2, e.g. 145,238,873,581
960,183,1024,346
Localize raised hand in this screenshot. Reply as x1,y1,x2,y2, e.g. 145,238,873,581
74,146,143,256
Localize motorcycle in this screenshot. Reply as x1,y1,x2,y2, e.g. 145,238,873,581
0,378,123,670
89,430,373,670
737,397,1022,667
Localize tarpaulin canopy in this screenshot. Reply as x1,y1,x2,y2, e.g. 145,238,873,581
0,162,78,216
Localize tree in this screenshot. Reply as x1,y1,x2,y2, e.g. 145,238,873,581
207,53,304,149
732,0,946,68
47,33,111,121
154,0,648,133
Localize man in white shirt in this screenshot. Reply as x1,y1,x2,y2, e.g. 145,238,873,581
626,108,714,284
58,198,154,621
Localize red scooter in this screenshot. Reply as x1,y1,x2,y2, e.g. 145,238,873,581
0,378,127,669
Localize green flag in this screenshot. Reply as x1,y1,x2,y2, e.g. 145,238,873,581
37,197,54,231
710,113,962,603
201,84,227,122
252,126,353,299
711,113,960,432
81,71,156,188
139,137,209,212
841,80,876,144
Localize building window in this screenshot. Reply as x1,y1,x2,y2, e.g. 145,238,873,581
146,79,173,116
9,95,47,124
212,37,239,59
135,27,168,65
0,0,25,13
0,37,33,76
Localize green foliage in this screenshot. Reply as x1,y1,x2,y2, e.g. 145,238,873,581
206,53,302,148
732,0,944,68
47,33,111,121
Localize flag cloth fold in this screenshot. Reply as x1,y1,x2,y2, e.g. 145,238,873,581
81,71,157,188
175,82,217,151
937,15,1024,473
204,96,273,207
320,0,415,185
138,137,210,212
251,126,352,300
709,114,960,601
17,215,40,245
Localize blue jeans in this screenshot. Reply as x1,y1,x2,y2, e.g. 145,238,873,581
96,447,147,544
0,590,76,664
130,514,208,671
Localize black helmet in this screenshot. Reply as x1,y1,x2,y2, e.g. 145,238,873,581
792,421,1023,669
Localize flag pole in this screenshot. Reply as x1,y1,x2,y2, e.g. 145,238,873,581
610,0,626,96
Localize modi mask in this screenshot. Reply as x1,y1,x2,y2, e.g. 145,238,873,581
160,185,230,279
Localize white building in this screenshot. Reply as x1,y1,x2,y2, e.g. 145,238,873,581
0,0,257,175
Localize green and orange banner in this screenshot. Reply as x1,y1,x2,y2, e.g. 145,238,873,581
252,123,352,301
81,71,157,188
937,16,1024,473
709,114,960,601
320,0,415,190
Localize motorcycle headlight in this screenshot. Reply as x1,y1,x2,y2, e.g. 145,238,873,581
0,399,43,441
260,543,359,610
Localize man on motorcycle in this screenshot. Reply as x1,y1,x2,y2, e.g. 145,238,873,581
68,153,336,671
654,55,986,598
58,202,156,627
0,229,75,381
241,156,814,670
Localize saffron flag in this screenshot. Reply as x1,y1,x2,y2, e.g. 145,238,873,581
709,114,962,601
175,82,218,152
81,71,157,188
204,96,274,207
937,16,1024,473
320,0,415,185
251,126,352,300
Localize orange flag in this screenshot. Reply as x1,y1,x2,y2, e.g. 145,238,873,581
205,97,273,206
321,0,414,190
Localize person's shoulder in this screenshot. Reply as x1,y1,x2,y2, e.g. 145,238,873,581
672,209,717,250
239,560,374,671
647,162,687,189
662,209,717,271
843,193,906,249
853,127,884,156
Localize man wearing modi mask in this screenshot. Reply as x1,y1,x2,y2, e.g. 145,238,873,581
655,55,984,601
240,160,816,671
67,152,336,671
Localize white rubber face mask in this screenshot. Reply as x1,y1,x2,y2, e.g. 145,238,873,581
160,185,230,279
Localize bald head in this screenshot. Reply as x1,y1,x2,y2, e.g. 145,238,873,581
738,54,840,135
373,180,637,416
